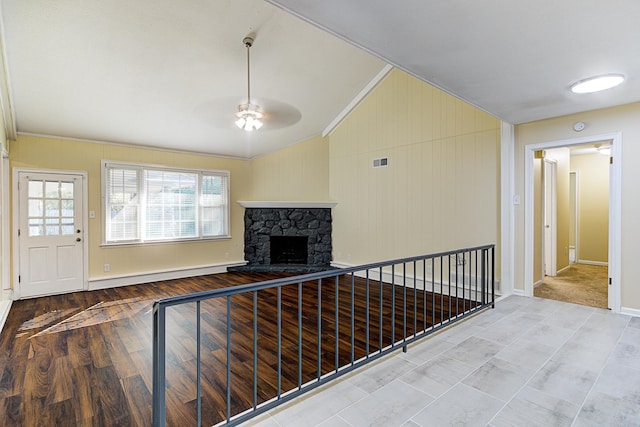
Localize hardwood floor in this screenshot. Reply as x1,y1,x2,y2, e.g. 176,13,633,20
0,272,476,426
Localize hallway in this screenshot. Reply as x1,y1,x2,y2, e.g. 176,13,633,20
534,263,608,309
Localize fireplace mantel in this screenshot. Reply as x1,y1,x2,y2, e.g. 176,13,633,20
237,201,337,209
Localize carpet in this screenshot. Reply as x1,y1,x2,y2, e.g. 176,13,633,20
534,263,608,309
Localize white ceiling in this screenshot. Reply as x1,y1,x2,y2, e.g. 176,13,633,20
2,0,639,159
0,0,386,159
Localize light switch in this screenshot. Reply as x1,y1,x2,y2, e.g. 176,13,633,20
89,211,96,218
513,195,521,205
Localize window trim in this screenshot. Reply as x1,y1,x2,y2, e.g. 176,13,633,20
101,160,231,246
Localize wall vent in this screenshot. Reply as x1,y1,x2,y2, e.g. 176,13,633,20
373,157,389,168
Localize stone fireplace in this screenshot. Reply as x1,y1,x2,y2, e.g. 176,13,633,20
235,201,336,272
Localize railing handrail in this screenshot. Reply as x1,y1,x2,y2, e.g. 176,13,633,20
154,243,495,308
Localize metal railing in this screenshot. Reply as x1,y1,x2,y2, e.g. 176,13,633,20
152,244,495,426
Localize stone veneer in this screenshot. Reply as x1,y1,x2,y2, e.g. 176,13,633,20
243,208,332,268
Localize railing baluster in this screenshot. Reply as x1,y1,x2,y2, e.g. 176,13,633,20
350,272,355,364
475,250,479,310
253,291,258,409
440,256,443,325
455,253,459,317
447,254,452,321
482,249,487,305
391,264,395,345
334,275,339,373
152,303,166,427
196,301,201,427
464,251,468,313
431,257,435,330
277,287,282,398
298,282,302,389
413,261,417,338
491,246,496,307
379,267,383,352
467,252,471,311
423,259,427,332
402,262,407,344
365,270,370,358
318,278,322,379
226,296,231,422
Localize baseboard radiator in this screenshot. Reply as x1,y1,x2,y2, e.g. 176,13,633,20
152,244,496,426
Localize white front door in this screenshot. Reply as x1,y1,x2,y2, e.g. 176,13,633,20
17,172,85,298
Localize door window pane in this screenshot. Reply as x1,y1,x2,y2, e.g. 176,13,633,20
45,181,59,198
28,200,43,217
27,178,76,238
28,181,43,198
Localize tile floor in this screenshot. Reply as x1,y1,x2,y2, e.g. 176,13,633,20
245,295,640,426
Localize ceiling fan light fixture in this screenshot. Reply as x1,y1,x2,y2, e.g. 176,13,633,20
235,104,263,131
570,74,625,94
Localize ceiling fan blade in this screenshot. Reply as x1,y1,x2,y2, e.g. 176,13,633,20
194,97,301,130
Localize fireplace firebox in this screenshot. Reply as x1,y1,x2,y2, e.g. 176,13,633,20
270,236,308,264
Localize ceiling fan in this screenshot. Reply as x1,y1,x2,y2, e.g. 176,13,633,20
235,36,263,131
231,35,301,132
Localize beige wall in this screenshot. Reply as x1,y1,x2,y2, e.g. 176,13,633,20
329,69,501,269
248,135,330,201
571,152,609,263
10,134,251,280
515,102,640,310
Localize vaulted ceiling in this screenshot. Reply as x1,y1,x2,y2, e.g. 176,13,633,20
1,0,638,159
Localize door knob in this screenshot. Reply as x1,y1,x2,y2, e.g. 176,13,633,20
76,237,81,242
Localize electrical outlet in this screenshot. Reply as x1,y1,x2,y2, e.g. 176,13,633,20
224,252,230,259
104,264,110,272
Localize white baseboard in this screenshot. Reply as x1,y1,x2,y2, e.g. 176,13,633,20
577,260,608,267
88,261,247,291
331,261,352,269
0,299,12,335
620,306,640,318
511,289,526,297
533,279,544,288
557,265,570,274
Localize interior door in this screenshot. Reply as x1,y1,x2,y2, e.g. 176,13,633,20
17,172,85,298
543,159,557,277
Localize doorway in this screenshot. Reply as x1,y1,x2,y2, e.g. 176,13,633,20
13,170,88,299
524,133,621,312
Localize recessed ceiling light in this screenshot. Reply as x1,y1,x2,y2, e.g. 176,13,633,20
570,74,625,94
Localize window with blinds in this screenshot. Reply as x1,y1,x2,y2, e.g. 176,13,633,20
103,161,229,244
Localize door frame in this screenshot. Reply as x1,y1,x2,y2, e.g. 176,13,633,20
524,132,621,312
543,159,557,277
12,168,89,299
